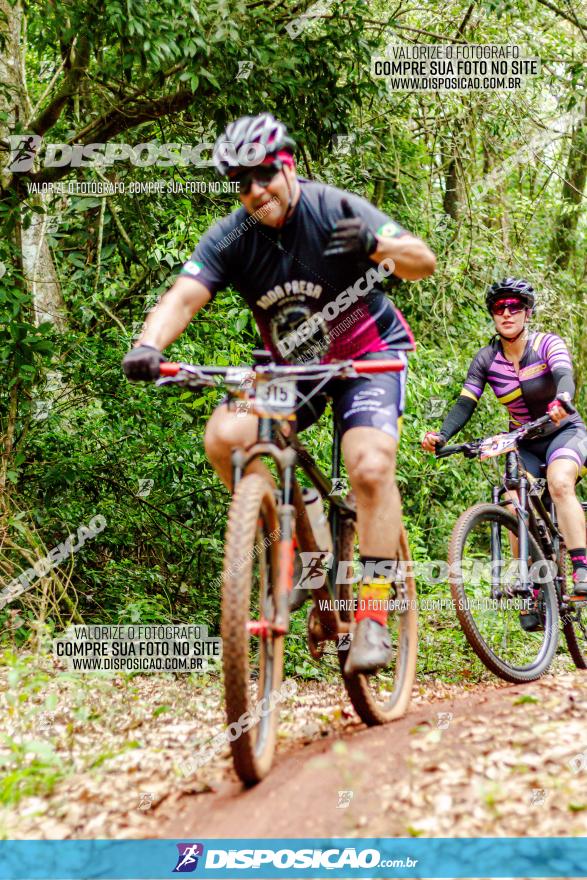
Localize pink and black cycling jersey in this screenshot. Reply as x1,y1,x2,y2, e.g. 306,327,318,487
179,178,415,364
461,331,583,435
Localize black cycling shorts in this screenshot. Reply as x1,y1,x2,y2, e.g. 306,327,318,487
294,350,408,441
518,419,587,477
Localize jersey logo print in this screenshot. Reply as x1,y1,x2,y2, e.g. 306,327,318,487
377,220,402,238
180,259,203,277
256,280,322,310
519,362,548,381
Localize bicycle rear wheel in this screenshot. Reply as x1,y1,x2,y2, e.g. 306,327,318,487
448,502,559,682
337,516,418,725
221,473,284,784
563,604,587,669
559,546,587,668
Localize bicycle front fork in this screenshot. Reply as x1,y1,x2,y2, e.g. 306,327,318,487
491,452,532,598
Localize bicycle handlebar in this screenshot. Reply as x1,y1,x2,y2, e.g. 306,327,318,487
435,443,469,459
160,362,182,376
351,359,405,373
433,410,563,461
159,358,405,379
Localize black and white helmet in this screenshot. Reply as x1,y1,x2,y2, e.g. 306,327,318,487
485,277,536,312
212,113,296,175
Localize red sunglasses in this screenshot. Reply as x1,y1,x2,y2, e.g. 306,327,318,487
491,298,526,316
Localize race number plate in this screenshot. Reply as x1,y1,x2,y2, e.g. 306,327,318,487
479,433,517,460
255,377,297,416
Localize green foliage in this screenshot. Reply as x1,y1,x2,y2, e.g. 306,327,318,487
0,652,64,805
1,0,586,689
0,738,64,805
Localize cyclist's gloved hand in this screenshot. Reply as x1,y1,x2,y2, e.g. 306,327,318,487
546,395,573,424
422,431,446,453
323,198,378,258
553,391,573,413
122,345,167,381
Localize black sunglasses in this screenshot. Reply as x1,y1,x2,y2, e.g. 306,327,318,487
232,164,282,195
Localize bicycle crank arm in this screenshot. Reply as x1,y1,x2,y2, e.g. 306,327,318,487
307,609,352,644
511,581,534,598
246,618,288,637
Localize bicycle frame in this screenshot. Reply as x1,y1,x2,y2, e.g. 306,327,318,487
490,449,585,609
229,409,356,642
158,354,405,643
490,450,533,597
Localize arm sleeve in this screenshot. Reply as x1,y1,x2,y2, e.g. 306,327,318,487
439,351,488,440
544,334,575,400
440,395,478,441
461,349,488,403
552,368,575,400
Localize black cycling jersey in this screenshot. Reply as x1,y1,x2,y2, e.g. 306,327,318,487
179,178,416,364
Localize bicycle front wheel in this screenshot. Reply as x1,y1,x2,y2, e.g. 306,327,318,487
448,503,559,682
221,473,284,785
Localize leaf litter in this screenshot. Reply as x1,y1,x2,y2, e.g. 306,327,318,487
0,653,586,843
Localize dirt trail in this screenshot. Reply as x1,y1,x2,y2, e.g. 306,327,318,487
156,672,587,840
3,658,586,841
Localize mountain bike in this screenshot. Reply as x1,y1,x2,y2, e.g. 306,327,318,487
436,403,587,683
157,351,418,784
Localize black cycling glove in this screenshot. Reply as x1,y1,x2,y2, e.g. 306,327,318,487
323,198,377,258
122,345,166,381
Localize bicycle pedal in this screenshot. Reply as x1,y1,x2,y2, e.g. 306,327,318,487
512,584,533,598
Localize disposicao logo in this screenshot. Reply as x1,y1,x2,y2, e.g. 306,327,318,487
173,843,204,872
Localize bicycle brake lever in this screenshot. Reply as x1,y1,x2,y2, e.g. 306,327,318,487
558,393,576,415
463,440,484,458
156,376,183,386
156,375,214,388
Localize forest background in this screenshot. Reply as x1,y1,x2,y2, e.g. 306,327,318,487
0,0,586,684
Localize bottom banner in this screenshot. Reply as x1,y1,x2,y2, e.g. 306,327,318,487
0,837,585,879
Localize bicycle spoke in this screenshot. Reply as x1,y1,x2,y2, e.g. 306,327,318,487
448,504,559,682
221,473,284,783
339,522,418,724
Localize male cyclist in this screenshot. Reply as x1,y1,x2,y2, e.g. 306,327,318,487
422,278,587,595
122,112,436,674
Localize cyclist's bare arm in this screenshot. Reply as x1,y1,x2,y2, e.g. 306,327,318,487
371,234,436,281
137,276,212,350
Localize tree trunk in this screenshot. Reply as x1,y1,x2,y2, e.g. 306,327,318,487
20,202,67,329
0,0,67,329
549,96,587,270
442,142,462,220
